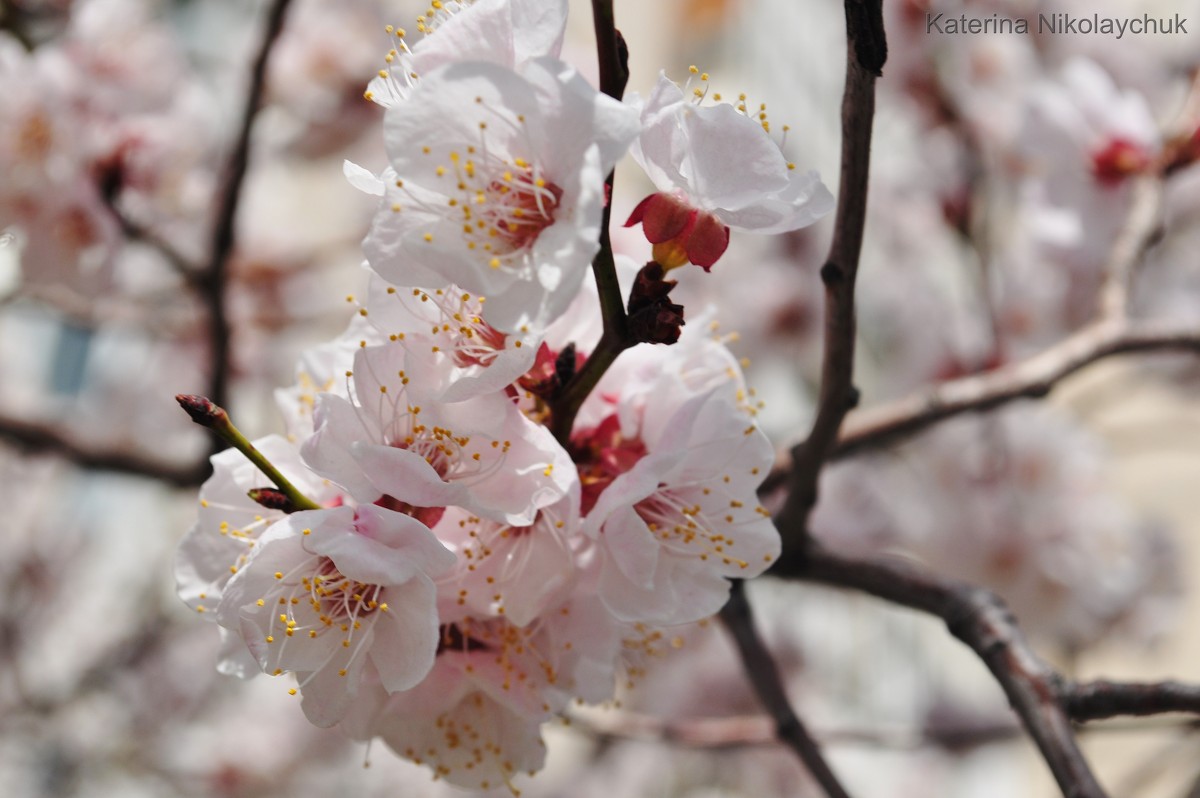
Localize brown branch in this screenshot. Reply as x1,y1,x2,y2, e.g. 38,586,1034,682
1066,680,1200,722
773,542,1108,798
107,203,203,287
201,0,295,414
1097,176,1162,320
0,414,207,487
719,580,852,798
571,708,1200,752
774,0,885,545
832,319,1200,459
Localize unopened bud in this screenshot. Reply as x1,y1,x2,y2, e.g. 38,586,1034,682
176,394,230,430
248,488,298,513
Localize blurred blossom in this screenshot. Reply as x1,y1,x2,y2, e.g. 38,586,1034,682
0,0,1197,795
812,406,1182,649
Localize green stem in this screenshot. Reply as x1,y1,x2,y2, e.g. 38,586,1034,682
176,395,322,512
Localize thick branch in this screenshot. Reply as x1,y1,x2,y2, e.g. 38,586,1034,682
0,414,207,487
774,543,1108,798
719,580,853,798
202,0,294,413
775,0,885,542
832,319,1200,459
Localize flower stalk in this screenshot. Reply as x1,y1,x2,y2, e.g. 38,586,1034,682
175,394,321,512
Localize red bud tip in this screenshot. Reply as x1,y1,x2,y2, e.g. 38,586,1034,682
175,394,228,428
248,488,297,513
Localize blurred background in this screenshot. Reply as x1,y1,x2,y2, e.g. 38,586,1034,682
1,0,1199,795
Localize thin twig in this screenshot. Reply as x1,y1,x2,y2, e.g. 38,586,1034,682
773,543,1109,798
201,0,295,415
0,414,207,487
719,580,853,798
773,0,886,546
107,203,204,287
571,708,1200,752
549,0,631,444
831,319,1200,459
1098,176,1163,319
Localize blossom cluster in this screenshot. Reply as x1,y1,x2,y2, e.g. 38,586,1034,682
175,0,832,790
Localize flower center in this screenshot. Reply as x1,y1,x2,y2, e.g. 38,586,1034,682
392,287,511,368
350,360,515,487
388,113,563,272
257,552,388,682
572,414,648,515
634,489,751,570
426,145,561,266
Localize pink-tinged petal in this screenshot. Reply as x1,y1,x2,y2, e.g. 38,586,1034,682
301,394,384,502
350,504,457,576
598,551,729,624
369,576,440,692
407,0,517,76
435,490,579,628
342,159,384,196
175,518,241,610
303,505,455,585
601,503,659,589
510,0,569,62
298,645,370,728
627,74,692,193
714,168,835,233
683,211,729,270
372,670,548,789
214,627,258,679
521,56,639,178
352,441,463,508
679,101,790,210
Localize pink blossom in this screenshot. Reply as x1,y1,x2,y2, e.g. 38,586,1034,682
300,342,575,526
362,58,639,333
217,505,456,726
175,436,342,677
360,275,538,404
626,71,834,270
365,0,568,108
435,487,580,627
577,338,780,624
